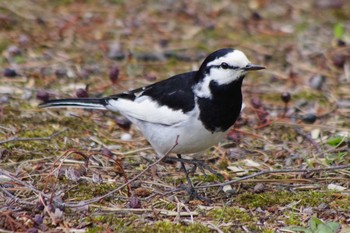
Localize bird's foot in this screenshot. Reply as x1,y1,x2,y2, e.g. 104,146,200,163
164,156,223,180
184,186,212,204
173,154,214,204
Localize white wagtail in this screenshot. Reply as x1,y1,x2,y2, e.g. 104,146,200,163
39,48,265,200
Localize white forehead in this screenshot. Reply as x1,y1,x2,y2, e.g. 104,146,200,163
207,50,250,67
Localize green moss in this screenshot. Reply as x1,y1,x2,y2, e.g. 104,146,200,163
86,226,104,233
86,214,138,233
284,209,302,226
293,91,329,104
208,206,251,223
330,194,350,210
0,40,10,53
151,200,176,211
13,55,27,64
267,124,298,143
261,230,275,233
65,182,120,201
86,216,211,233
141,221,211,233
235,191,331,209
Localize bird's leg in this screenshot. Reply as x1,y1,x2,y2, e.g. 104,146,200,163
164,156,223,179
187,159,223,179
177,154,210,202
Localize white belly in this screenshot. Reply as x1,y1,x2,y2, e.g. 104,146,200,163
133,117,227,156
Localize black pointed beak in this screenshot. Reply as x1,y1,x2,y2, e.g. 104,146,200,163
242,64,266,71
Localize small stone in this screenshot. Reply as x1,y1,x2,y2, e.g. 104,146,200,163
107,42,125,60
21,90,32,100
115,116,132,130
19,34,30,46
7,45,21,56
101,147,114,157
55,68,67,78
36,90,50,102
144,73,157,82
3,68,17,78
130,181,142,189
65,167,81,182
332,54,346,68
121,133,132,141
327,183,347,191
309,75,325,90
0,95,9,104
78,68,91,79
33,214,43,225
311,129,320,139
250,97,262,109
251,12,262,21
109,65,120,83
127,196,141,208
222,184,234,194
337,39,346,47
35,201,44,211
76,88,89,98
253,183,265,193
302,207,313,215
301,113,317,124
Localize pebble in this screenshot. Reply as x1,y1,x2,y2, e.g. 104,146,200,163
3,68,17,78
121,133,132,141
309,75,325,90
301,113,317,124
109,65,120,83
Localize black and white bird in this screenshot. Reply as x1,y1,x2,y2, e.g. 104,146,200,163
39,48,265,199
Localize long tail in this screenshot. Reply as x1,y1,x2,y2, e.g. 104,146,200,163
38,98,108,110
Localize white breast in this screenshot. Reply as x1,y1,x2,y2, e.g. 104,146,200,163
129,105,227,156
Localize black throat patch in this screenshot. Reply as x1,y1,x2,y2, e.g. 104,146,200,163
197,77,244,133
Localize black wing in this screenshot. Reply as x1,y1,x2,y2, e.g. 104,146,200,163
108,71,197,113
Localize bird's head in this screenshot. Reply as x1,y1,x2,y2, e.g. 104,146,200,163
194,48,265,98
197,48,265,85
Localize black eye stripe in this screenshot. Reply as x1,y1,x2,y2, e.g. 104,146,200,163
207,64,239,70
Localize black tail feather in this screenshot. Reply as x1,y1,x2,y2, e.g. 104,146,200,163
39,98,107,110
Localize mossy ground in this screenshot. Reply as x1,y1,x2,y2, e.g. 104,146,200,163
1,0,350,232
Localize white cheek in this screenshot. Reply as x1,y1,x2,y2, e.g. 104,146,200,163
210,69,243,85
194,69,244,98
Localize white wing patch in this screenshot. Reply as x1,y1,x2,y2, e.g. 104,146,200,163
106,96,189,125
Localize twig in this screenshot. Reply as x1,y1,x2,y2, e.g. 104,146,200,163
0,169,54,204
93,206,198,216
0,136,179,209
0,169,43,195
294,126,322,154
195,164,350,189
61,136,179,208
0,186,36,206
0,130,66,145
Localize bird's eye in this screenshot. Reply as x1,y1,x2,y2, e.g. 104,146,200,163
221,62,229,69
